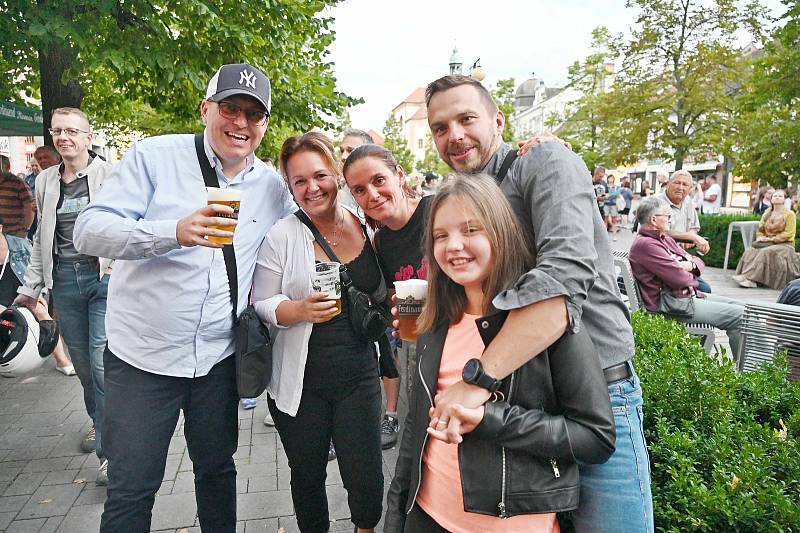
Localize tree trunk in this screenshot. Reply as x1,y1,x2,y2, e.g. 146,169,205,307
38,42,83,146
674,148,685,171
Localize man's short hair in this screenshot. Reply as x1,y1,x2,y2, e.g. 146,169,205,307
636,196,667,226
341,128,374,145
669,169,693,182
52,107,91,130
425,75,498,113
594,165,606,175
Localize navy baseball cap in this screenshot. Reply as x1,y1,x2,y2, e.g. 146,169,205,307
205,63,272,115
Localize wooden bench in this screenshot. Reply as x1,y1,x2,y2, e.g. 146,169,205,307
737,302,800,381
612,250,716,353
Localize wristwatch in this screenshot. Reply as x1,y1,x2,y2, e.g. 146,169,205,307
462,358,503,393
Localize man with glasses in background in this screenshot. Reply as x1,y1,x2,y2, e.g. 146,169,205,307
14,108,113,485
74,63,295,532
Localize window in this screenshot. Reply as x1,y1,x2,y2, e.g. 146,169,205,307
418,139,423,149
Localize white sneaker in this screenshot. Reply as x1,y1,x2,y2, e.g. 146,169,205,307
263,413,275,426
96,458,109,486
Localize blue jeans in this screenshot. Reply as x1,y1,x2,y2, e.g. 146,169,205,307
52,260,109,457
572,362,654,533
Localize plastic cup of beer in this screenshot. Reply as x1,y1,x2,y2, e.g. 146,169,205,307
311,262,342,318
395,279,428,342
207,187,241,245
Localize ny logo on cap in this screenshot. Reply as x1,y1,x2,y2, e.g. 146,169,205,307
239,69,256,89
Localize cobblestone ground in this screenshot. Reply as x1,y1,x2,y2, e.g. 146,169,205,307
0,361,404,532
0,225,781,532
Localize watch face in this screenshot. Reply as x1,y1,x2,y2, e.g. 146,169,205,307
463,359,480,382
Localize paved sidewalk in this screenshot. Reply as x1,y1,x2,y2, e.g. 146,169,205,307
0,366,402,532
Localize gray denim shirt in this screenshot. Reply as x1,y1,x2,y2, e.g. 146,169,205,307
483,142,635,368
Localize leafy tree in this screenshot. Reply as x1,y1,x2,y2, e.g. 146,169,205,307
419,134,451,177
557,27,617,171
0,0,359,157
590,0,767,169
491,77,516,142
734,0,800,188
382,113,415,173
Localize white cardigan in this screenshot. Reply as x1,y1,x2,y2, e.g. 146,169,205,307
252,206,371,417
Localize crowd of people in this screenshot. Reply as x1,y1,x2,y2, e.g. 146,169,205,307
2,58,798,533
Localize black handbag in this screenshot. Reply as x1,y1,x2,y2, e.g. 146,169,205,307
194,135,273,399
658,288,695,318
294,210,390,342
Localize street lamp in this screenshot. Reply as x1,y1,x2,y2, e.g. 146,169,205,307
469,59,486,82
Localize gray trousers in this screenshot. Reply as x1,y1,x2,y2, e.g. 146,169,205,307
677,293,745,356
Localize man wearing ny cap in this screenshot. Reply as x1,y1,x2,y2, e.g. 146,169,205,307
74,63,296,532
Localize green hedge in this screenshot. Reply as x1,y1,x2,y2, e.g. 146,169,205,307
633,312,800,531
697,213,800,268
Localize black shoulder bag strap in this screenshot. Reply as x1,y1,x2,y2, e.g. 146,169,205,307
194,134,238,323
294,209,386,289
496,149,518,184
293,209,355,287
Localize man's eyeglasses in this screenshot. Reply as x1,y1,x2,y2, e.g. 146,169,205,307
654,213,673,219
216,101,268,126
48,128,90,138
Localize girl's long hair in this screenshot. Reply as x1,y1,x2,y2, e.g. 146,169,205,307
417,174,533,333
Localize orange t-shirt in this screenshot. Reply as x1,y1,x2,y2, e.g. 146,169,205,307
415,314,559,533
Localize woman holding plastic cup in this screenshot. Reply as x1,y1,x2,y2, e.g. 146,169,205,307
343,144,431,321
251,132,384,533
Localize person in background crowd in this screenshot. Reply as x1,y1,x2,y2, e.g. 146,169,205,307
702,175,722,215
777,278,800,306
74,63,295,532
753,186,774,215
655,169,712,292
14,108,112,486
733,189,800,289
629,197,745,354
23,160,40,193
423,74,652,532
619,178,634,224
34,145,61,171
641,179,653,198
592,165,608,217
603,174,622,241
421,173,439,196
253,132,384,533
0,223,75,375
0,156,10,173
0,172,35,238
385,174,614,532
656,172,668,193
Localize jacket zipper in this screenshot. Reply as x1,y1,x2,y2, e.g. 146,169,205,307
550,458,561,478
498,371,515,518
407,349,433,515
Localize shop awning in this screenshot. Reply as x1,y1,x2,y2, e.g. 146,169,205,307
0,101,43,136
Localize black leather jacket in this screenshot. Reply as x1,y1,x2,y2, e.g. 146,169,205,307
385,312,615,532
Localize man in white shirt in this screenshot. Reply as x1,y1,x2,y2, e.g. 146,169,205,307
702,175,722,215
74,63,295,532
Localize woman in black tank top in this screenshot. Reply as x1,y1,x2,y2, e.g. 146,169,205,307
253,133,383,533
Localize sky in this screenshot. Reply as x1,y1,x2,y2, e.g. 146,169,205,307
326,0,786,134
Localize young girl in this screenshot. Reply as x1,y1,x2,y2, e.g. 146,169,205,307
385,174,616,533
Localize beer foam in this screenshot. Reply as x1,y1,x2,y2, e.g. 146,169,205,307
207,187,242,201
395,279,427,300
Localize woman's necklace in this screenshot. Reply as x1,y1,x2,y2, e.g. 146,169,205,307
321,208,343,247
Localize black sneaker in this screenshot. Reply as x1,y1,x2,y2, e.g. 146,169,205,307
327,441,336,462
380,414,399,449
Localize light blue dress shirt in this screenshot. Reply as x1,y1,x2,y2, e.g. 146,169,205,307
74,132,296,377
